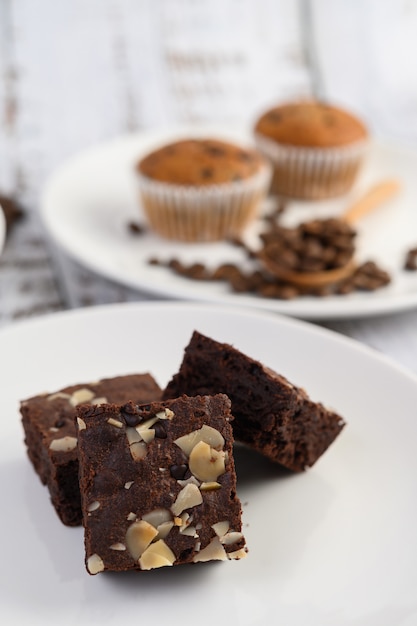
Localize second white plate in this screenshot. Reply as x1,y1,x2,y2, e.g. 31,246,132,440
40,126,417,319
1,302,417,624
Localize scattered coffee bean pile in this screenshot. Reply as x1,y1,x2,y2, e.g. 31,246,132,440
259,218,356,274
148,203,392,299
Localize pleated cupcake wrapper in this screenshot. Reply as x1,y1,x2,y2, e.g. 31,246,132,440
254,133,369,199
137,164,272,242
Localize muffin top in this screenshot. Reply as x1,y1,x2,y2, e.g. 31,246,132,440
137,138,266,185
254,101,368,148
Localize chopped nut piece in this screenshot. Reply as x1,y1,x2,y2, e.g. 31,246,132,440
142,508,172,528
200,481,222,491
156,521,174,539
107,417,124,428
139,539,176,570
126,426,142,444
140,428,156,444
70,388,95,407
155,408,175,420
174,424,225,456
47,392,70,402
110,543,126,551
227,548,248,560
77,417,86,430
179,512,191,525
87,501,100,512
129,441,147,461
125,520,158,561
87,553,104,574
212,521,230,537
189,441,226,482
192,536,227,563
177,476,200,488
136,415,160,433
171,483,203,516
91,396,108,405
124,481,134,489
221,531,244,545
49,436,77,452
179,525,198,537
127,512,137,521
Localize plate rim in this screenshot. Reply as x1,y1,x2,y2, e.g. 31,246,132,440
2,299,417,386
39,127,417,321
2,300,417,625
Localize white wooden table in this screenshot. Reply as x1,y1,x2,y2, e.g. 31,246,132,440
2,0,417,375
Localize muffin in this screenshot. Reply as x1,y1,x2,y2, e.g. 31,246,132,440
254,100,369,200
135,138,271,242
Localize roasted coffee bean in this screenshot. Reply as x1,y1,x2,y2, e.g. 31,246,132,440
228,272,254,293
211,263,241,281
185,263,210,280
404,247,417,270
168,258,185,272
351,261,391,291
128,221,146,235
257,282,300,299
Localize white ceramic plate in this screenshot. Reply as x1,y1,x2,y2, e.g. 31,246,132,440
0,202,6,255
40,126,417,320
1,301,417,625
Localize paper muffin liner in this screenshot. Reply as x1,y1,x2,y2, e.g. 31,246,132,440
254,133,369,200
137,163,272,242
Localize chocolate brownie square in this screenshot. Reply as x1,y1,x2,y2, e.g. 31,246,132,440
75,395,246,574
20,373,162,526
163,331,345,471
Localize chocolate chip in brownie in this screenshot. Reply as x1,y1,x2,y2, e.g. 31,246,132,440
170,464,189,480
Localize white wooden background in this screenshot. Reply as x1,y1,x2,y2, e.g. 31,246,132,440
2,0,417,374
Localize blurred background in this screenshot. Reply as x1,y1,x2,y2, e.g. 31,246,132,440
2,0,417,324
2,0,417,204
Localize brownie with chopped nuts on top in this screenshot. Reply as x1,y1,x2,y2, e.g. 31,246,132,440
75,394,246,574
163,331,345,471
20,373,162,526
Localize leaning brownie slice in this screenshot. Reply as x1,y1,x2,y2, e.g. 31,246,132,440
76,394,246,574
163,331,345,471
20,373,162,526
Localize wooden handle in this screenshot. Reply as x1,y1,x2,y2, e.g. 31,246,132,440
343,179,401,225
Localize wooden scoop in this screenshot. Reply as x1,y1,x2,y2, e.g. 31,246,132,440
258,179,400,288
